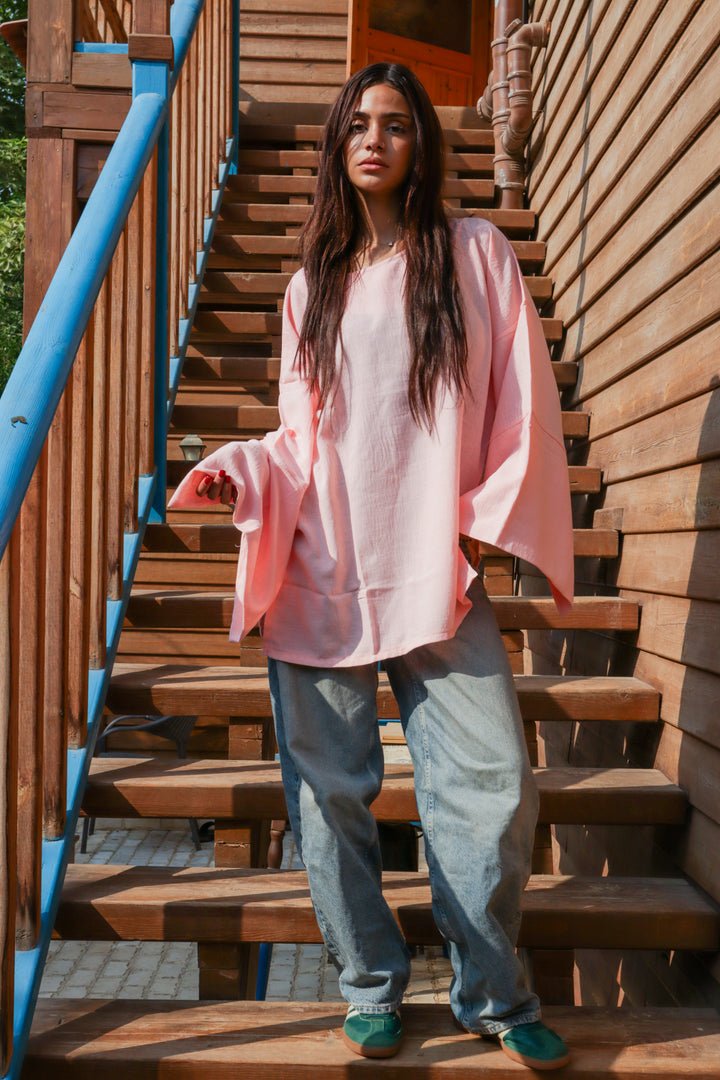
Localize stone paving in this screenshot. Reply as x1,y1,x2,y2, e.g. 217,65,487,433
40,750,453,1004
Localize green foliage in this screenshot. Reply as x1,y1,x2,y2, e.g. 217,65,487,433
0,1,27,392
0,0,27,137
0,138,25,394
0,194,24,394
0,133,24,199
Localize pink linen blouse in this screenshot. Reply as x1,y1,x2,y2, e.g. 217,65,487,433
169,217,574,666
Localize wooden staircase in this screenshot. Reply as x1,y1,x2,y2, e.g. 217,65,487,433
23,104,720,1076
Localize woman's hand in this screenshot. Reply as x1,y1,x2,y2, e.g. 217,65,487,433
195,469,238,506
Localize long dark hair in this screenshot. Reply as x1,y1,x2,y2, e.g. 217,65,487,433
297,62,468,429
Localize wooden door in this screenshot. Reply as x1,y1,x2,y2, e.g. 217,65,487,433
348,0,491,106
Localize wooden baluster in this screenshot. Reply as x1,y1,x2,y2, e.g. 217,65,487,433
98,0,125,43
0,548,17,1073
218,0,226,164
188,33,198,279
178,62,187,321
224,0,231,153
139,159,157,478
106,235,127,601
204,6,213,204
13,462,46,950
124,192,142,534
169,96,180,361
221,0,228,160
89,277,110,669
210,0,219,178
68,331,94,749
222,0,229,158
43,383,71,838
196,10,207,248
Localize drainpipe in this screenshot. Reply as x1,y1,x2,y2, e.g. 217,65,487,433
477,7,550,209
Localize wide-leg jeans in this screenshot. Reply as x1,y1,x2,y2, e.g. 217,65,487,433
267,576,541,1034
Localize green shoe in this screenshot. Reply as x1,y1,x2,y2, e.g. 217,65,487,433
496,1020,570,1071
342,1005,403,1058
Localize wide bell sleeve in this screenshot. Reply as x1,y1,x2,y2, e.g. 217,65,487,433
167,273,318,639
458,224,574,613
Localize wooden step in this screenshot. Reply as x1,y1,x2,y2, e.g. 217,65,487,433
83,760,679,825
179,355,282,381
191,311,283,335
55,867,714,950
164,458,596,487
108,666,658,722
198,267,554,304
168,406,584,438
216,201,536,235
169,404,279,432
25,1000,720,1078
121,594,639,631
238,121,496,149
206,235,547,267
162,466,604,494
227,174,496,200
186,308,562,344
177,352,574,389
233,148,496,173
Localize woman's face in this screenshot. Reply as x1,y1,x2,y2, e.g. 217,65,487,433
343,83,416,201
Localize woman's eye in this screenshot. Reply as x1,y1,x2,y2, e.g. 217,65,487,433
349,122,365,134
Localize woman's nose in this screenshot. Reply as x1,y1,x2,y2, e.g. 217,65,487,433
365,125,384,149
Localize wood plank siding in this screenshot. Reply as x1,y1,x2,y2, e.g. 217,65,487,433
239,0,348,103
525,0,720,1009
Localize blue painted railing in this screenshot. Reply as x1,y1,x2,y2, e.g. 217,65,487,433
0,1,239,1075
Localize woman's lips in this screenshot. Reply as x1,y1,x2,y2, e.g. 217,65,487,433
359,160,387,171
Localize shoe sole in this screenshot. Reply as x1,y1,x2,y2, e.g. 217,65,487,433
341,1029,402,1058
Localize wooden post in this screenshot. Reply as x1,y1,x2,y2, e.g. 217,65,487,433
347,0,369,77
0,550,17,1072
130,0,170,37
198,718,275,1000
26,0,73,84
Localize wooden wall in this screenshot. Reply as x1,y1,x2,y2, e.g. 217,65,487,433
524,0,720,1008
239,0,348,102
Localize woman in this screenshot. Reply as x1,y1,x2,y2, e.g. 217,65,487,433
170,63,573,1071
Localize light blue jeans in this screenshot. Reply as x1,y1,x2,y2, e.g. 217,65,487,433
267,576,541,1034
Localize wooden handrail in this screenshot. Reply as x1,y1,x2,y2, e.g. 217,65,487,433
0,1,239,1075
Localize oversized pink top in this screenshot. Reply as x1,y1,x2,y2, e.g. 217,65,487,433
169,218,574,666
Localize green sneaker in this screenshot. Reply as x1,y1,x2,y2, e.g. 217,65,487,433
342,1005,403,1058
496,1020,570,1070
